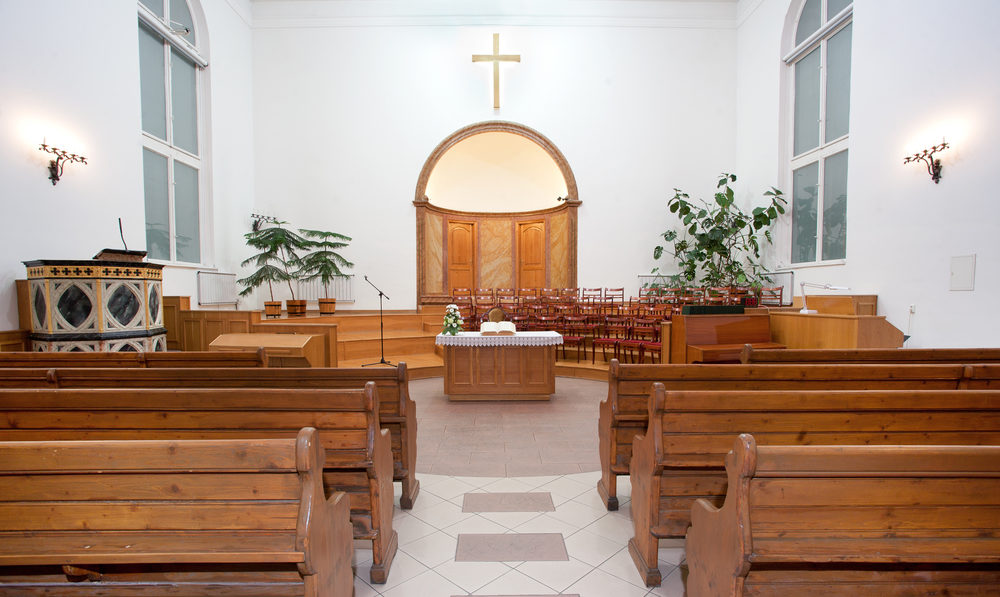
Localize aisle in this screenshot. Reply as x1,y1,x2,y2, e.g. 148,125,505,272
352,471,686,596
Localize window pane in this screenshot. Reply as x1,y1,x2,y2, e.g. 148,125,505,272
822,150,848,260
138,25,167,140
792,161,819,263
828,0,851,19
143,149,170,261
174,161,201,263
171,52,198,155
170,0,196,44
795,0,821,45
140,0,164,18
825,23,852,142
794,48,821,155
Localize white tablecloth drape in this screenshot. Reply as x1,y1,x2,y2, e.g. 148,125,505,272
435,331,563,347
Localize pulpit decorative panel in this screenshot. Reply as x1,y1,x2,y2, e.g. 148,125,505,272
23,253,167,352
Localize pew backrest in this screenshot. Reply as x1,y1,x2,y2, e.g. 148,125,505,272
740,345,1000,364
0,428,353,595
0,350,265,368
685,434,1000,596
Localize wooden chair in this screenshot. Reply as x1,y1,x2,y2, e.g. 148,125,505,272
620,318,659,364
474,288,495,301
0,428,354,596
495,287,516,299
628,385,1000,586
580,287,603,303
705,286,730,305
517,287,538,300
758,285,783,306
559,287,579,301
686,435,1000,596
592,316,630,364
557,316,587,362
534,315,560,332
0,384,398,584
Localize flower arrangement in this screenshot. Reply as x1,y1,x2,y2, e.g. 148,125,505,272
442,304,464,335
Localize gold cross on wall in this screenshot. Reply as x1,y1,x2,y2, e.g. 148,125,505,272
472,33,521,109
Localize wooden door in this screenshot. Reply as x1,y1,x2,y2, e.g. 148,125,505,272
517,221,546,289
447,221,476,293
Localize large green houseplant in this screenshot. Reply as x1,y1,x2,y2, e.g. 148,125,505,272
294,229,354,315
652,173,786,294
237,218,308,317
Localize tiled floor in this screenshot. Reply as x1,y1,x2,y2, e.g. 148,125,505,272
349,376,687,596
353,472,686,596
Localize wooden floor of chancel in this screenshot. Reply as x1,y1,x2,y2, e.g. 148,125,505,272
351,376,685,597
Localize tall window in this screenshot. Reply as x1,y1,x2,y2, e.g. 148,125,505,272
138,0,206,264
785,0,852,264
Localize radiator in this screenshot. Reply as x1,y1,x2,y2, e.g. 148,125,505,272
297,275,355,302
197,271,238,306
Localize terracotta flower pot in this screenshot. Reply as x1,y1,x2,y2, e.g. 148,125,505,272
263,301,282,319
286,299,307,317
318,298,337,315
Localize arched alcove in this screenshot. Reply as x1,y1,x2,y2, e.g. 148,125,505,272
414,121,580,304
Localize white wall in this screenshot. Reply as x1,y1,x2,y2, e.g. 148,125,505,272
250,0,738,309
0,0,256,329
736,0,1000,347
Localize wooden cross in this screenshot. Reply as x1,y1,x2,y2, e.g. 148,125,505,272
472,33,520,109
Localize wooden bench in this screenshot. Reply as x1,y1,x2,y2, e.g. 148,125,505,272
597,359,998,510
1,363,420,509
627,384,1000,586
0,350,266,368
0,427,354,595
0,384,398,584
741,345,1000,364
670,313,784,363
686,434,1000,596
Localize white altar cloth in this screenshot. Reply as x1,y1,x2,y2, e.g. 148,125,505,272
435,331,563,347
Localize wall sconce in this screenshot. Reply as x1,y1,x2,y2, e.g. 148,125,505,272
39,141,87,185
903,140,949,184
799,282,850,314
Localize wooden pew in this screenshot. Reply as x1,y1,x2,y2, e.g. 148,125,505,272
0,384,398,584
0,427,354,596
597,359,996,510
741,344,1000,364
627,384,1000,586
686,434,1000,596
3,363,419,509
670,313,783,363
0,350,265,368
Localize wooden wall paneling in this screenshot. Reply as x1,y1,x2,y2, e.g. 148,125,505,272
424,211,444,295
15,279,30,331
518,221,546,289
447,221,476,293
163,296,190,350
549,211,570,288
0,330,29,352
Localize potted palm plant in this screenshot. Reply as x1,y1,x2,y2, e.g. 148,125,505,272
237,218,308,317
295,229,353,315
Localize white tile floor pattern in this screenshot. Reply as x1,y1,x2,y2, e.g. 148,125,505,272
351,473,686,597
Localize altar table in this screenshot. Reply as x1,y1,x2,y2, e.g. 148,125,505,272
435,332,562,401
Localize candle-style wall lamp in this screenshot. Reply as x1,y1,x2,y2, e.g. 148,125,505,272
903,140,949,184
39,140,87,185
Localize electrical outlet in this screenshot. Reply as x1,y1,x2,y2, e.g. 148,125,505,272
909,304,916,314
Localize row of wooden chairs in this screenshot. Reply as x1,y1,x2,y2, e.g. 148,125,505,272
453,285,785,311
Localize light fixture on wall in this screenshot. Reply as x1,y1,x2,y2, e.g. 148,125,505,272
38,140,87,186
903,140,949,184
799,282,850,314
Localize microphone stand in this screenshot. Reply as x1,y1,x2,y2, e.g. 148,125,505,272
363,275,394,367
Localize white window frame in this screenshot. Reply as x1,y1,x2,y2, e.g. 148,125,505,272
783,1,852,267
138,0,211,267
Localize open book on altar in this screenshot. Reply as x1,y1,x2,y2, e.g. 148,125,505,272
480,321,516,335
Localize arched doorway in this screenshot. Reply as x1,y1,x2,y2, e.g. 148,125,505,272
413,121,581,304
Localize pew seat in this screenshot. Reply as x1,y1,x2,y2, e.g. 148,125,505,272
0,384,397,584
0,428,353,596
0,350,265,368
686,435,1000,596
626,384,1000,586
740,345,1000,364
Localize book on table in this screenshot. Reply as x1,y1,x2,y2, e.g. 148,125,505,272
480,321,516,335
